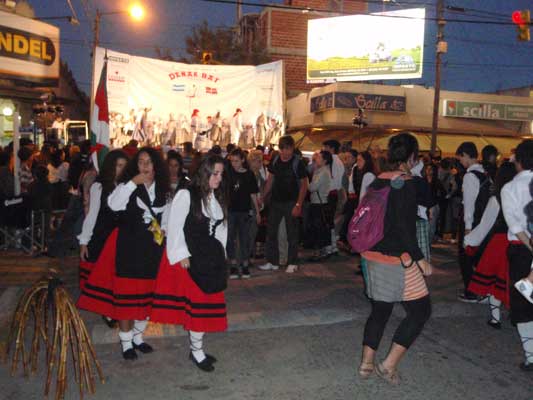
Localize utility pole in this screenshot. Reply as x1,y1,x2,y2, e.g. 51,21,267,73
430,0,446,156
236,0,242,23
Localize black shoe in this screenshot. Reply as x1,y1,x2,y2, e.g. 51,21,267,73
487,320,501,330
229,266,239,279
102,315,117,328
519,362,533,371
122,348,138,360
205,354,218,363
132,342,154,353
189,352,214,372
241,266,251,279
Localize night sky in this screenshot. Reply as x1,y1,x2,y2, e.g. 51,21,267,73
28,0,533,95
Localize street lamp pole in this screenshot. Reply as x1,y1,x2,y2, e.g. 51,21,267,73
89,6,144,137
430,0,446,157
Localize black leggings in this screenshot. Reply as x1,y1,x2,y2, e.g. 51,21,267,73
363,295,431,350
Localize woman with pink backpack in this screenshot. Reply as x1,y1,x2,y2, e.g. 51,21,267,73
351,132,432,385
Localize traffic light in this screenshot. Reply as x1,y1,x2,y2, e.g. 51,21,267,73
201,52,212,64
512,10,530,41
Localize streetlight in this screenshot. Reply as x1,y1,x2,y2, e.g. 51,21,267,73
93,3,146,48
90,4,145,124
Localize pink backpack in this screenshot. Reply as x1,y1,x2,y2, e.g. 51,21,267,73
347,173,406,253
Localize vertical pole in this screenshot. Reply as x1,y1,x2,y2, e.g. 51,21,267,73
237,0,242,23
13,111,20,196
89,10,101,141
430,0,445,156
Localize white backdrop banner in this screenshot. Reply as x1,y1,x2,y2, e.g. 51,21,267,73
93,47,284,145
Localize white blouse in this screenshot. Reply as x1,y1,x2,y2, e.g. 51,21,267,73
107,180,169,230
464,196,500,247
502,169,533,241
77,182,102,245
166,189,227,265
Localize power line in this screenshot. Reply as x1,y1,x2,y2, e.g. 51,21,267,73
200,0,519,25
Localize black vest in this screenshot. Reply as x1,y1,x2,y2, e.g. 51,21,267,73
471,170,491,229
87,187,120,263
115,185,166,279
184,189,227,294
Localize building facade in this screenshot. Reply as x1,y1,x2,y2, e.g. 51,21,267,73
287,82,533,156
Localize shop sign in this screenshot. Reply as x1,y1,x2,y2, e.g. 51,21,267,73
310,93,334,113
444,100,533,121
311,92,406,113
334,92,406,112
0,10,60,86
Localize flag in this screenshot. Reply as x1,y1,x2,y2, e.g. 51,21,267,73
91,54,110,171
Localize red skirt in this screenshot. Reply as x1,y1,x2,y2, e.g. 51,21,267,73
468,233,510,308
151,251,227,333
79,260,94,292
77,229,156,320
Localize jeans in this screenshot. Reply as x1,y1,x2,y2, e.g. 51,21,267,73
363,296,431,350
227,211,254,265
266,201,299,266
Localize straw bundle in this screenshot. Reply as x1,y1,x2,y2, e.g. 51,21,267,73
5,277,104,400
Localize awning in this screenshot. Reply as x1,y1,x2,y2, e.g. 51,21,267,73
291,129,523,158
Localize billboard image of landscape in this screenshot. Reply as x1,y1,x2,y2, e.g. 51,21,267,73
307,8,425,83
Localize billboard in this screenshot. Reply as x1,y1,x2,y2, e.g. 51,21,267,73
93,47,284,145
0,10,60,86
307,8,425,83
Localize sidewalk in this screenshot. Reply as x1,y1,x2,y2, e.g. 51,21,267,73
1,245,531,400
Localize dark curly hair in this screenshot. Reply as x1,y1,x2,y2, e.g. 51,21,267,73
119,146,170,200
387,132,419,168
96,149,129,196
189,154,227,220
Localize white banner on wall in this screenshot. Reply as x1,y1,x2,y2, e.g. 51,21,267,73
93,47,284,147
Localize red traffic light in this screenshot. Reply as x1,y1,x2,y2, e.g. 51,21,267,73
513,10,527,25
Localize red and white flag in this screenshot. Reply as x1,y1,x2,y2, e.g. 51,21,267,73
91,56,110,171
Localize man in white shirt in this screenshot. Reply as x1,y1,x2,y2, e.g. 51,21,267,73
456,142,491,302
322,140,346,256
501,139,533,371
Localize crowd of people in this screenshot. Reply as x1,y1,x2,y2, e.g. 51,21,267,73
1,131,532,381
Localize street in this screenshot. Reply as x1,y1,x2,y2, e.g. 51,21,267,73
0,244,531,399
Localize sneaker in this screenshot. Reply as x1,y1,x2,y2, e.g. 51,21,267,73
457,292,480,303
258,262,279,271
286,264,298,273
229,266,239,279
515,278,533,305
241,266,251,279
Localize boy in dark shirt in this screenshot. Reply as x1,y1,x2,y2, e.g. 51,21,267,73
259,136,308,273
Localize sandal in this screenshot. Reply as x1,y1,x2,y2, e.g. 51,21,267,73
358,361,374,379
375,363,400,385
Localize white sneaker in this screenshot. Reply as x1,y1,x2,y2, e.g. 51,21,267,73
286,264,298,273
515,278,533,305
258,263,279,271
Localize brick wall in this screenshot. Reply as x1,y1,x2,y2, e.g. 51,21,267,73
259,1,367,96
284,0,366,13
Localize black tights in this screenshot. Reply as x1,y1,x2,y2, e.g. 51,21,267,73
363,295,431,350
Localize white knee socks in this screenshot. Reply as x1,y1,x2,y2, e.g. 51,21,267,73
119,330,133,352
517,321,533,365
133,319,148,345
488,295,501,323
189,330,206,362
